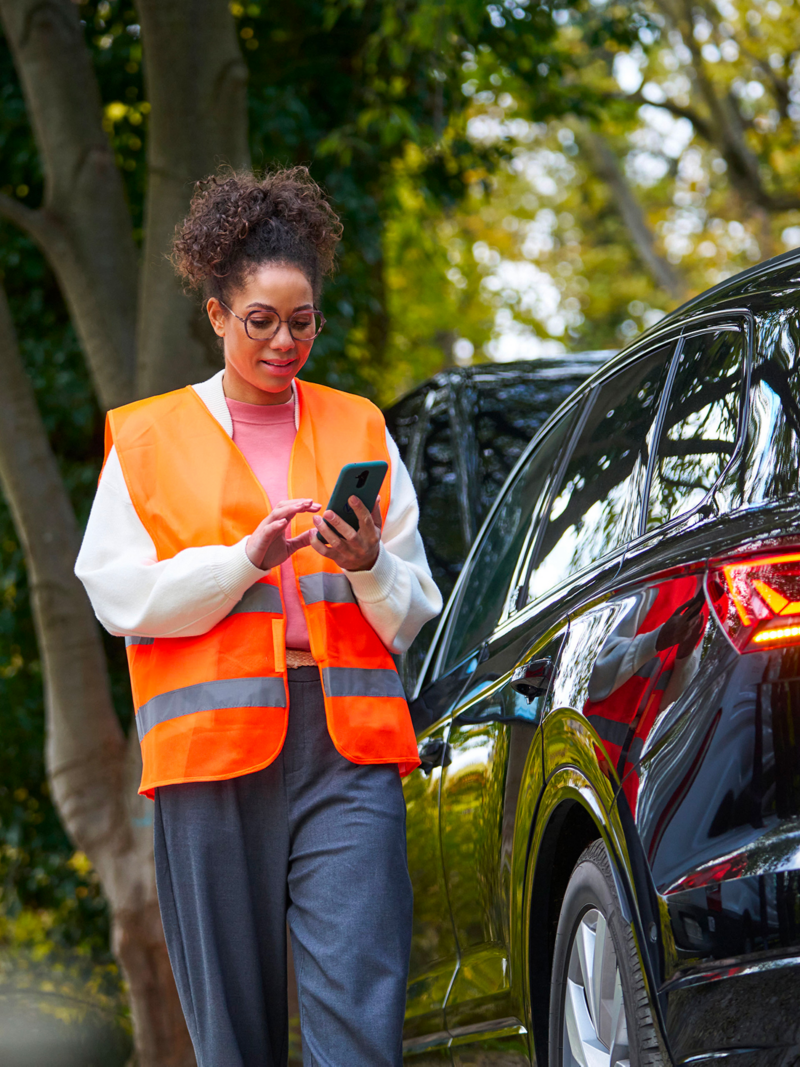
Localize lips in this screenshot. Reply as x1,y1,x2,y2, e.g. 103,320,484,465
260,357,296,371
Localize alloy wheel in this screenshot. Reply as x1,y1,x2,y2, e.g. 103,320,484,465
562,907,630,1067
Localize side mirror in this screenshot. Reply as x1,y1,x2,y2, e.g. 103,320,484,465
454,657,555,727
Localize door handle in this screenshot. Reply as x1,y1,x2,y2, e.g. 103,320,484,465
417,737,452,776
510,657,554,703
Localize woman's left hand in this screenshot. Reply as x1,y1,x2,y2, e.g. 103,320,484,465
312,495,382,572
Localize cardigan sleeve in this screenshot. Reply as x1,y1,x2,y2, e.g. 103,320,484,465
74,447,265,638
75,434,442,651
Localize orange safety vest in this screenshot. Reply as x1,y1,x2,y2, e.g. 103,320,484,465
105,379,421,797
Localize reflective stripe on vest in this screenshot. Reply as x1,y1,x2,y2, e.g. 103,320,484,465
322,666,406,700
298,573,355,605
107,378,420,795
125,636,154,647
229,583,283,615
136,675,287,741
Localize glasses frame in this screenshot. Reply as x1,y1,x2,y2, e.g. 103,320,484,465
219,300,326,343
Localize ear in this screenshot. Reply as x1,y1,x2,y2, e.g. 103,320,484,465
207,297,227,337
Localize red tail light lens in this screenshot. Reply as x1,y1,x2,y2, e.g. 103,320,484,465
706,551,800,652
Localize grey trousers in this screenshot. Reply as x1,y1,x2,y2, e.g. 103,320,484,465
153,667,412,1067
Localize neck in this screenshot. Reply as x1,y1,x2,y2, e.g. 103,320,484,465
222,368,293,405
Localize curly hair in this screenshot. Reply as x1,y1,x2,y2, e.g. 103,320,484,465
172,166,343,303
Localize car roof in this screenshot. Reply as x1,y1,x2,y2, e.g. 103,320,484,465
669,246,800,318
385,350,616,413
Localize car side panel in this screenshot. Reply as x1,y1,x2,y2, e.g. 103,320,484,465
440,623,561,1063
403,715,458,1049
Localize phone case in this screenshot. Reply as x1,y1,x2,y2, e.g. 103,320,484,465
317,461,388,543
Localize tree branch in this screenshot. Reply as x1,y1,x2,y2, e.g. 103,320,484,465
651,0,800,213
134,0,250,397
582,128,687,301
0,0,137,409
0,190,46,238
610,90,714,143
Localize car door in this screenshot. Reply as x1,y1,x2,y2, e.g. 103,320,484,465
403,658,471,1062
403,403,580,1062
440,340,678,1064
441,621,568,1066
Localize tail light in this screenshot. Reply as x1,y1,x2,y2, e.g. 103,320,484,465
706,551,800,652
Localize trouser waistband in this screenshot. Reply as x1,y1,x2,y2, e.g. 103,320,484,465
287,665,319,682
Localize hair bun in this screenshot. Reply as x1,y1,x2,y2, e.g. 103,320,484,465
172,166,342,300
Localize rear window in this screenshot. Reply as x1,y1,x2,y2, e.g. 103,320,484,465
646,328,745,529
742,309,800,505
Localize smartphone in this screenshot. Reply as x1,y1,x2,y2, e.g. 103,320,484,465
316,461,388,544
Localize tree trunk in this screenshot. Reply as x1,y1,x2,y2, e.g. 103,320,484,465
583,128,687,302
135,0,250,397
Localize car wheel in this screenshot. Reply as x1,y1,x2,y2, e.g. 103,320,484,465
548,839,663,1067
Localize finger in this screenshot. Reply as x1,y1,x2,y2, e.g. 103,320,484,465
252,516,290,544
348,495,378,534
269,499,321,522
371,494,382,529
311,514,341,544
310,533,333,557
316,510,357,541
286,529,316,554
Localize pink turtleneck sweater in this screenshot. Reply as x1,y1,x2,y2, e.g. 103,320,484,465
226,395,311,651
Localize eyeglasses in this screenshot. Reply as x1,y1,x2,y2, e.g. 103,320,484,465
220,301,326,342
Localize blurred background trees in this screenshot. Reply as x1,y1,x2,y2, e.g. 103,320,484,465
2,0,800,1062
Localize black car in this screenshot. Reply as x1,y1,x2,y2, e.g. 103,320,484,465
401,250,800,1067
385,353,612,692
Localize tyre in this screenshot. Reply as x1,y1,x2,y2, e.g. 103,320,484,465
548,839,664,1067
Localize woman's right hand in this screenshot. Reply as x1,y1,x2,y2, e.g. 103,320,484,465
246,499,321,571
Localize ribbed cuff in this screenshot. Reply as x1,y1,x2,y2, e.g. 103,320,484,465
344,543,398,604
213,537,266,600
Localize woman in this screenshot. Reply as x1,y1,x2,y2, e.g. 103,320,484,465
75,166,442,1067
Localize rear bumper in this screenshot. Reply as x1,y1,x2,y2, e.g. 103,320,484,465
663,950,800,1064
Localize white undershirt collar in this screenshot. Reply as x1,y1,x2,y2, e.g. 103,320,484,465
191,369,300,436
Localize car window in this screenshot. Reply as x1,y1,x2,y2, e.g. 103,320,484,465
471,365,595,521
646,329,745,531
741,309,800,506
413,391,469,604
441,406,577,673
526,346,674,605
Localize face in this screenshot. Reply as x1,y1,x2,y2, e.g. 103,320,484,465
207,263,316,405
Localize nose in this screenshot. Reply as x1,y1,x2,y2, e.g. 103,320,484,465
269,321,295,353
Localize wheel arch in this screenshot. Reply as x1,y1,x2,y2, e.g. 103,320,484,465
524,767,670,1067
